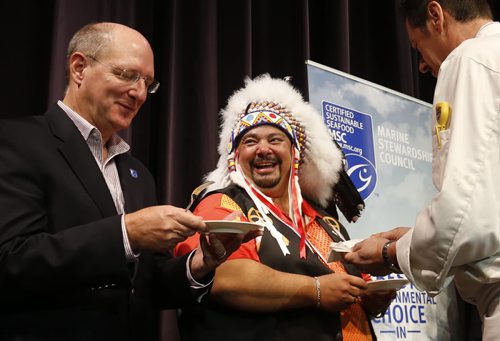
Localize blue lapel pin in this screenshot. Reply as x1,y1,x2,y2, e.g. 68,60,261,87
130,168,139,178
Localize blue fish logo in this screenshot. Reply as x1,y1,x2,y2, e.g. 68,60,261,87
345,154,377,200
321,101,377,199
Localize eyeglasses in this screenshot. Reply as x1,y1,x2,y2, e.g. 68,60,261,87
86,55,160,94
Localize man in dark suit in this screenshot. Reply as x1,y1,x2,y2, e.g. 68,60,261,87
0,22,249,340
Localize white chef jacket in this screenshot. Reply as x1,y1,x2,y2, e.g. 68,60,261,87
396,22,500,317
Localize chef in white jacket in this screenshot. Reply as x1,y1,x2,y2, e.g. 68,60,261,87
343,1,500,340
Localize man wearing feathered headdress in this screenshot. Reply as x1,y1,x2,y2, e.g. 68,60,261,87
175,74,394,340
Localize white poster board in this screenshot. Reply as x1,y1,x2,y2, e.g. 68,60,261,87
306,60,460,340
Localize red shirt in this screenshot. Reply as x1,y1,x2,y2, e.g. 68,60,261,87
174,192,322,261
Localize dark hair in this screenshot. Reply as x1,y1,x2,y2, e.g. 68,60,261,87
400,0,493,28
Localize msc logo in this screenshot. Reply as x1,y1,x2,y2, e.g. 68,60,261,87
345,154,377,200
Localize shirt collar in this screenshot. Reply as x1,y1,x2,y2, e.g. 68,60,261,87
57,100,130,154
476,21,499,38
302,200,322,221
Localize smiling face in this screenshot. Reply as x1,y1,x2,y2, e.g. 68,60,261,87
65,24,154,142
237,125,292,197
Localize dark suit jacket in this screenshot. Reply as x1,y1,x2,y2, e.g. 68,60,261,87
0,105,194,340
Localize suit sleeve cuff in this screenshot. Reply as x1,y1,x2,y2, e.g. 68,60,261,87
186,250,214,302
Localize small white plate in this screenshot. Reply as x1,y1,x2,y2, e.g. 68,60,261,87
204,220,264,234
328,239,363,261
366,279,409,292
330,239,364,252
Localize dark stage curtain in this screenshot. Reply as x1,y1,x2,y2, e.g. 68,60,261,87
1,0,497,339
3,0,498,205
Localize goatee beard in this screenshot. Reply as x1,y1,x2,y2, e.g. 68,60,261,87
251,155,281,188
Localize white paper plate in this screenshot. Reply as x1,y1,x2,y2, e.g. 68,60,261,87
366,279,409,292
204,220,264,234
330,239,364,252
327,239,364,261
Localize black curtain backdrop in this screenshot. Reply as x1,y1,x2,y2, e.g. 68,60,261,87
2,0,498,205
1,1,498,339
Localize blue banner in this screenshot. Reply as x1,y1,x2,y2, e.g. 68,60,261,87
306,61,460,340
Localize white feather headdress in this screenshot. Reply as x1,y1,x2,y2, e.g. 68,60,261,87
206,74,343,207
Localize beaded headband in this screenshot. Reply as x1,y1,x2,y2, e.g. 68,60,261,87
228,101,307,160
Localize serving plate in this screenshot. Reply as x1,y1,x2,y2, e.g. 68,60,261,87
366,278,409,292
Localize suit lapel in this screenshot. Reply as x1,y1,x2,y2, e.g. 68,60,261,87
115,155,142,213
45,105,117,217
